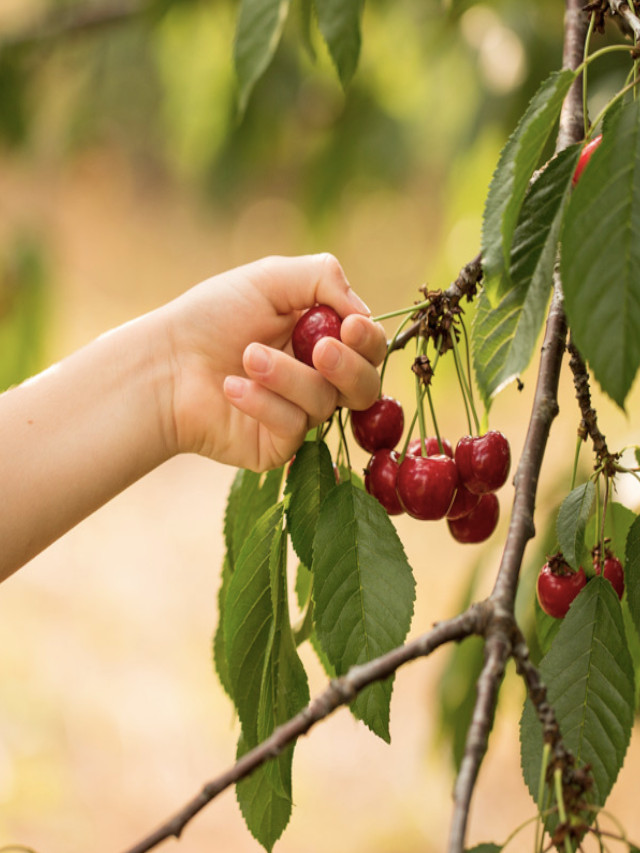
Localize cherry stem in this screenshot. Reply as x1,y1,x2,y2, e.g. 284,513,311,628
414,338,429,452
599,473,611,568
425,385,445,454
450,329,480,434
372,298,430,324
336,409,352,478
552,768,573,853
588,72,640,134
536,743,552,853
380,311,415,388
582,10,596,136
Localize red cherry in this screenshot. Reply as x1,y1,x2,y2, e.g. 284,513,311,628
454,431,511,495
594,553,625,600
351,395,404,453
407,436,453,458
396,453,458,520
572,134,602,187
364,449,404,516
447,493,499,543
446,482,481,520
536,560,587,619
292,305,342,368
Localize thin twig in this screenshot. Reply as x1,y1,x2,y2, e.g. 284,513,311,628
120,606,487,853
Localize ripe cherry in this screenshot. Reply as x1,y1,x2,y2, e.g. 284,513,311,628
455,431,511,495
396,453,458,521
446,482,481,521
572,134,602,186
364,449,403,516
594,552,625,600
536,556,587,619
407,436,453,458
447,493,499,543
292,305,342,368
351,395,404,453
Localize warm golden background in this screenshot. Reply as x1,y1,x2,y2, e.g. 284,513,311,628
2,1,640,851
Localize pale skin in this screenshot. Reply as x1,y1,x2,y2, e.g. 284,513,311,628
0,253,387,582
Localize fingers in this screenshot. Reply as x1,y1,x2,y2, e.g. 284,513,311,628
339,314,388,368
223,375,309,444
251,253,371,319
312,337,381,411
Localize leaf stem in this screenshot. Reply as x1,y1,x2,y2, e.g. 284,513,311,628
336,409,352,477
582,10,596,135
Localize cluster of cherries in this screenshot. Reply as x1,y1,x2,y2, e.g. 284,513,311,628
291,305,510,544
536,548,625,619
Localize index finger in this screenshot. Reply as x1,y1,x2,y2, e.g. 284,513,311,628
249,253,371,319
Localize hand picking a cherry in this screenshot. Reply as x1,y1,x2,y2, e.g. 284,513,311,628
292,304,342,367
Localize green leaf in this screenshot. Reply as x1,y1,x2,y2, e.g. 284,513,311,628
474,145,580,405
213,555,234,699
224,467,284,571
556,481,595,570
285,440,337,568
586,501,636,560
465,846,502,853
312,482,415,741
482,69,576,297
625,515,640,643
234,0,292,114
520,578,635,822
314,0,363,86
226,502,310,851
561,97,640,408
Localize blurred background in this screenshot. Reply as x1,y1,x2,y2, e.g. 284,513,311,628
1,0,640,851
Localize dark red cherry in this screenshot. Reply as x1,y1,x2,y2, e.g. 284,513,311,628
396,454,458,521
364,449,403,516
407,436,453,458
447,493,499,543
292,305,342,368
446,482,481,520
454,431,511,495
537,559,587,619
351,395,404,453
594,552,625,600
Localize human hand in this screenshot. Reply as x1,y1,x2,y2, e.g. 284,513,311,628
162,254,387,471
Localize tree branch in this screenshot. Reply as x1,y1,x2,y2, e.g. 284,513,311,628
447,2,589,849
120,606,487,853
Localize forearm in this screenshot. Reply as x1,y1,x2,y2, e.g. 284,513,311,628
0,310,174,580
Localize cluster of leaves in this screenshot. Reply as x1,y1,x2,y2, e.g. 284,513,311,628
214,440,415,851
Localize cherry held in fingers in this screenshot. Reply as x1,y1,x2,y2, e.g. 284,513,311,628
365,449,403,515
351,395,404,453
396,454,458,521
455,431,511,495
292,305,342,368
536,558,587,619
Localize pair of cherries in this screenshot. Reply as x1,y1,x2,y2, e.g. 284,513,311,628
536,550,625,619
355,396,509,544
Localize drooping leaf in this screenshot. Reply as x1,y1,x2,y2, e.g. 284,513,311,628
520,578,635,823
213,554,234,699
285,440,337,568
465,845,502,853
625,514,640,644
474,145,580,405
312,482,415,741
226,502,309,851
234,0,292,114
561,97,640,408
556,481,595,570
482,68,576,297
314,0,363,86
224,467,284,571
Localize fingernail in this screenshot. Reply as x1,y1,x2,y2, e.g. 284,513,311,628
246,343,272,374
318,339,342,370
224,376,246,400
346,289,371,315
